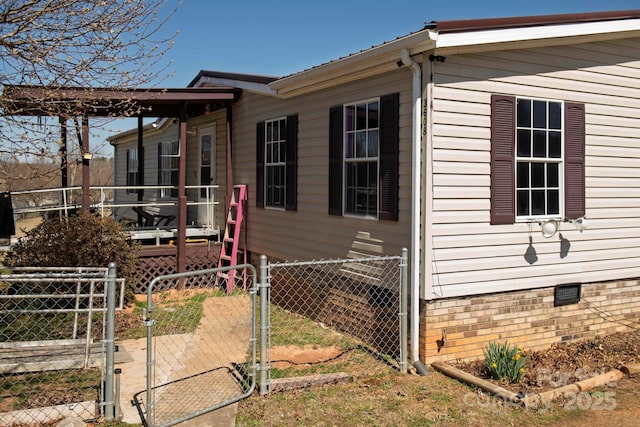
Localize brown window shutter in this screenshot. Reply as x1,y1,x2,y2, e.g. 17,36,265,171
328,105,343,215
379,93,399,221
490,95,516,225
564,102,585,220
256,121,265,208
285,114,298,211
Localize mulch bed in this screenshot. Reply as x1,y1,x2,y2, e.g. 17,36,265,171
455,329,640,394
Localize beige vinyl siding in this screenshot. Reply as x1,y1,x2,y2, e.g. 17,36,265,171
111,120,232,224
112,125,173,221
427,37,640,299
113,140,135,217
113,142,128,187
113,139,138,221
233,69,413,261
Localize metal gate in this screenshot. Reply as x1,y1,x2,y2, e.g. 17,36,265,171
134,264,257,427
0,266,124,425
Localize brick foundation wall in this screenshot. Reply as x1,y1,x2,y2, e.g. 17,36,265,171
421,278,640,364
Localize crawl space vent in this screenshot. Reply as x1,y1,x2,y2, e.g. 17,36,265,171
554,283,581,307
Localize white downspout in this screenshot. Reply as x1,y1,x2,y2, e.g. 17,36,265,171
400,48,423,367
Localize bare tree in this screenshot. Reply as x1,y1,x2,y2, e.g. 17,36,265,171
0,0,179,189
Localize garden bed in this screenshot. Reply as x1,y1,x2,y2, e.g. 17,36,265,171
437,329,640,409
454,329,640,395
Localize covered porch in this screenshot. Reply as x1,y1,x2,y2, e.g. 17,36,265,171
1,84,239,272
5,183,222,246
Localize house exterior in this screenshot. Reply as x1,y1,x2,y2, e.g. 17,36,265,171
110,114,230,229
111,10,640,364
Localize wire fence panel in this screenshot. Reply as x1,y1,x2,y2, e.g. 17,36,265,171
266,253,406,391
0,267,120,426
136,265,257,427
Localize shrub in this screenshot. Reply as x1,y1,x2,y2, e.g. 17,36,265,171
484,341,527,383
4,211,140,303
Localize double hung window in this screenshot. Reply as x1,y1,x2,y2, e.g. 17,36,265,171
344,99,379,217
256,115,298,211
515,99,563,218
490,95,585,224
265,118,287,208
329,93,399,221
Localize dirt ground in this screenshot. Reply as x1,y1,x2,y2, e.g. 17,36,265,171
455,329,640,394
449,329,640,426
111,298,640,426
236,329,640,426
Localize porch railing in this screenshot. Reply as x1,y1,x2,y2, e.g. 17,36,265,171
7,184,221,241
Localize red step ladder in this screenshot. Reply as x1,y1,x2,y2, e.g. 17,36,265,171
216,185,247,293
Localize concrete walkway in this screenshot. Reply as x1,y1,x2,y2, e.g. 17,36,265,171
116,294,252,426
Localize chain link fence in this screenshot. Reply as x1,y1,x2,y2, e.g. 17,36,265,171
1,251,407,424
0,267,124,426
135,265,257,427
263,250,408,392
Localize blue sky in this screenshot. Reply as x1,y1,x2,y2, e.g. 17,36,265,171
100,0,639,150
158,0,640,86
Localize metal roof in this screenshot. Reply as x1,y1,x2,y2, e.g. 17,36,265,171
276,9,640,80
432,9,640,33
188,70,279,87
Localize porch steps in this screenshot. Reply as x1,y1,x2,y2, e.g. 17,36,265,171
215,185,247,293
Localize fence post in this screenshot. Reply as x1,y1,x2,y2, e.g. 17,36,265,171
399,248,408,374
146,276,156,426
259,255,269,395
104,262,117,421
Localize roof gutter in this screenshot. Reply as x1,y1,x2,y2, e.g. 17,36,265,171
434,17,640,54
270,30,436,98
399,48,424,369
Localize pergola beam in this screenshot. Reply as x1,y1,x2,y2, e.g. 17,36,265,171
1,85,237,117
1,84,238,273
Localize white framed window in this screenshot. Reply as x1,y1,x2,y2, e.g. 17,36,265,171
515,98,563,219
159,140,179,198
344,98,379,217
265,117,287,208
126,148,138,194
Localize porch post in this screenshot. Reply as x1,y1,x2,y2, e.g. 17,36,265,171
177,104,187,275
136,115,144,226
226,104,233,212
59,116,68,188
81,115,90,211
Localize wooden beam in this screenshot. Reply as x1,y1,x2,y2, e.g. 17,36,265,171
59,117,68,188
81,115,90,211
137,115,144,226
226,105,233,213
176,104,187,277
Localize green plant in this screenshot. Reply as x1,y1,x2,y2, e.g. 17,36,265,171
483,341,527,383
121,292,208,339
268,304,355,349
5,211,141,304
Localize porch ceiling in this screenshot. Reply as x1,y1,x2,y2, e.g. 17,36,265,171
1,85,239,118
